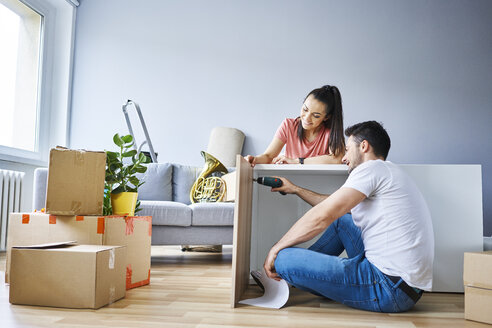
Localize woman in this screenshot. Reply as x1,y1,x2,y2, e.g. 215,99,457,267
245,85,345,165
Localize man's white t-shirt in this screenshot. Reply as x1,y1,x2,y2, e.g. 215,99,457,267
342,159,434,291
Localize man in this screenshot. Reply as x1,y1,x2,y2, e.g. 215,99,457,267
265,121,434,313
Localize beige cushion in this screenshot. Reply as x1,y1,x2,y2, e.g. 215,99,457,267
206,127,245,167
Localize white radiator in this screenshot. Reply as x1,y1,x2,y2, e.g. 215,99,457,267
0,169,25,250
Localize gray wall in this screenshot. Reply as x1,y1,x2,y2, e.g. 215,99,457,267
69,0,492,235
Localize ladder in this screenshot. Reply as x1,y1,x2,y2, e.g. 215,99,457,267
122,99,158,163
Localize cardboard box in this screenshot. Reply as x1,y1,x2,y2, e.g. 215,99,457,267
463,251,492,324
46,147,106,215
464,286,492,325
9,242,126,309
103,215,152,289
222,171,236,202
5,213,152,290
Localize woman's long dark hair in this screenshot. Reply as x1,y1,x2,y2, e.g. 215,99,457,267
297,85,345,157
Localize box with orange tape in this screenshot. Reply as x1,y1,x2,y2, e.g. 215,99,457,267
9,242,126,309
5,213,152,290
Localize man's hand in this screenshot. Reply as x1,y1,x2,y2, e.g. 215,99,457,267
263,247,281,281
271,177,298,195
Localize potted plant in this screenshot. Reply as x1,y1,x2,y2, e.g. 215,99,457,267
103,133,151,216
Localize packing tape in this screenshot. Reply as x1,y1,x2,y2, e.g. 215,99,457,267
126,264,132,289
125,217,134,235
109,248,115,269
76,216,84,221
22,214,30,224
143,216,152,236
126,216,152,236
74,150,84,166
126,265,151,290
108,285,116,305
49,215,57,224
97,217,105,234
108,248,116,305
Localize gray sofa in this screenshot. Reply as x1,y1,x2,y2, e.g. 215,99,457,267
32,163,234,246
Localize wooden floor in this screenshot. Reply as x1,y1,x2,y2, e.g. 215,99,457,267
0,246,488,328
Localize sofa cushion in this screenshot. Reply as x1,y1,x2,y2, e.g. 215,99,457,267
139,201,191,226
189,202,234,226
172,164,201,204
136,163,173,201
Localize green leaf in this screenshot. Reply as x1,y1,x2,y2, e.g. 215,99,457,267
113,133,123,147
129,176,140,186
106,151,119,159
112,185,125,194
124,142,135,149
105,175,119,184
103,188,113,215
135,166,147,173
138,152,147,162
122,150,137,158
109,163,121,172
114,172,123,181
134,200,141,213
121,135,133,144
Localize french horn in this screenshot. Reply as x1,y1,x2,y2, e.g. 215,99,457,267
190,151,228,203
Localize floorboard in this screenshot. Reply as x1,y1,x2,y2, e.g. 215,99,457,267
0,247,487,328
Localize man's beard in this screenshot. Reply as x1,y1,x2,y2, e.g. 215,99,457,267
347,151,363,175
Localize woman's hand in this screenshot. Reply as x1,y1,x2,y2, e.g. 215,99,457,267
272,155,297,164
244,155,257,167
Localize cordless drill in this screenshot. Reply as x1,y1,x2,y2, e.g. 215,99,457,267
254,176,286,195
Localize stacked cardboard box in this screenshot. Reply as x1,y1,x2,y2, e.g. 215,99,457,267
46,147,106,215
7,148,152,309
6,213,152,289
463,251,492,324
10,242,126,309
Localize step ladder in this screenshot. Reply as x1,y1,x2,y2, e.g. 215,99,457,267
122,99,158,163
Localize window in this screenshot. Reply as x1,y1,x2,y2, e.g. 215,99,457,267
0,0,78,165
0,0,42,152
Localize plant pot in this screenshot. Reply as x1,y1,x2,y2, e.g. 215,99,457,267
111,192,138,216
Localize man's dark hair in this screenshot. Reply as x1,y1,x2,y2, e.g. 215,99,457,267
344,121,391,160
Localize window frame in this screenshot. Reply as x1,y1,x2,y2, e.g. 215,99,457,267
0,0,77,166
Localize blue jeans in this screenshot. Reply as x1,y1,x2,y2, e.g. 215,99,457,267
274,214,421,312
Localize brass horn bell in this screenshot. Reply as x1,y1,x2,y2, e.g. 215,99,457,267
190,151,228,203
